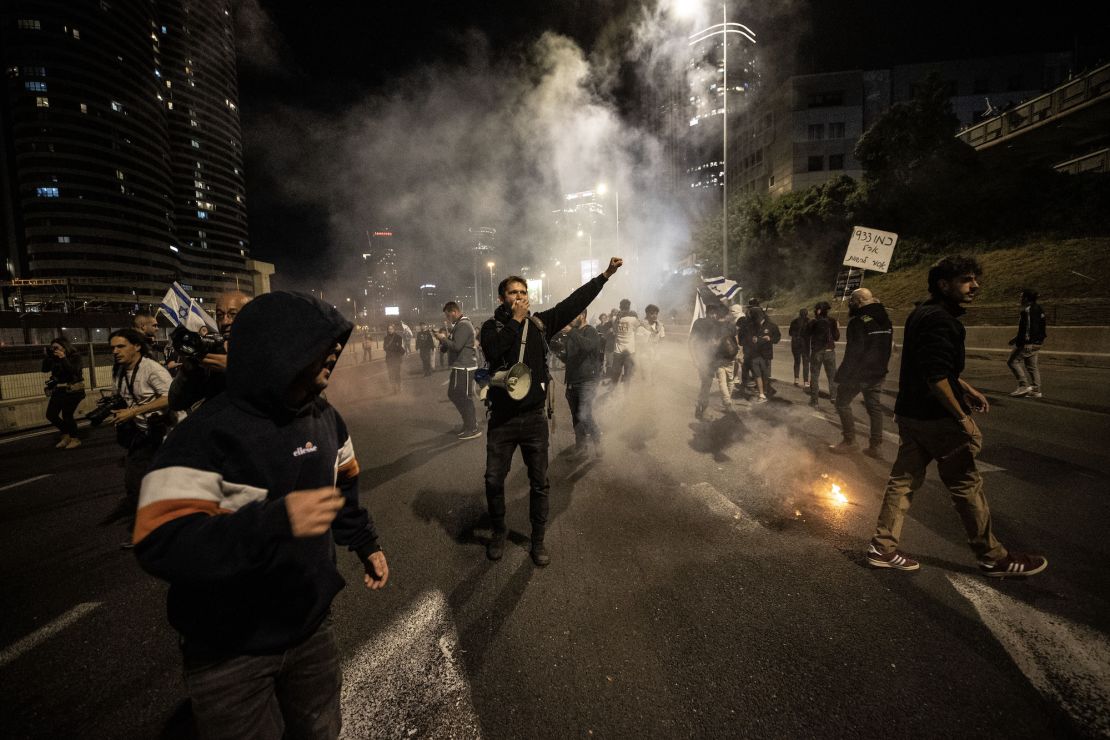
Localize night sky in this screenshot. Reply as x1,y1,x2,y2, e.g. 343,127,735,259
236,0,1110,289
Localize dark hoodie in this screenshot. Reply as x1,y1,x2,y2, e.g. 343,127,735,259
133,292,380,656
835,302,893,385
480,275,608,418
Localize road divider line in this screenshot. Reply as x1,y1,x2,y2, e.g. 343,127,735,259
683,482,761,532
340,590,482,739
948,574,1110,737
0,602,101,669
0,474,53,492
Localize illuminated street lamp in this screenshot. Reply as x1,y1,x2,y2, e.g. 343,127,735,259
487,261,495,304
684,3,757,279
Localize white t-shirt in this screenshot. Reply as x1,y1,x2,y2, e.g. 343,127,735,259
115,357,173,430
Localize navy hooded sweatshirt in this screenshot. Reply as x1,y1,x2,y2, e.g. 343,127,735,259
134,292,380,655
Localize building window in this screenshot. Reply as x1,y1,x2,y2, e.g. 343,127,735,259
23,66,46,76
110,100,123,112
807,123,825,141
828,122,845,139
829,153,845,170
25,81,47,92
58,236,71,243
35,96,49,107
116,169,125,180
37,186,60,197
190,139,200,148
807,156,823,172
72,28,81,39
807,90,844,108
79,102,87,113
196,210,208,219
18,19,42,30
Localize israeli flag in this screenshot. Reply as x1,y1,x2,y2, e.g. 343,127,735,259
159,282,218,333
703,276,741,301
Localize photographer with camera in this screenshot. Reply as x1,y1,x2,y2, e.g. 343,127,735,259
132,292,388,738
167,290,251,412
480,257,622,567
42,337,86,450
107,328,174,549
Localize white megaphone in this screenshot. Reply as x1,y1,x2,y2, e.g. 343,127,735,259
488,362,532,401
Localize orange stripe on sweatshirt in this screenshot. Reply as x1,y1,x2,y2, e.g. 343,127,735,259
338,458,360,480
133,499,226,544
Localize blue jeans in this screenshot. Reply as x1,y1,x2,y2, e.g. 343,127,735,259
484,409,549,539
182,618,341,740
565,380,599,446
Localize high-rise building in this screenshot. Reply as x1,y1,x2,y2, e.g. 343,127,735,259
468,226,494,313
0,0,255,311
365,229,398,318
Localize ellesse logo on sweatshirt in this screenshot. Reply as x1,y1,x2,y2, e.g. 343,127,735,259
293,442,318,457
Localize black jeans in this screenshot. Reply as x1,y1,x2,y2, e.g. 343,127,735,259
791,346,809,382
420,349,433,375
448,368,477,431
484,409,549,539
123,429,164,531
565,380,599,446
46,391,84,436
835,381,885,446
182,618,341,740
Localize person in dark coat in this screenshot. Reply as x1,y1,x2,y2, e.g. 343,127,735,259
42,337,86,449
556,310,603,458
383,324,405,393
829,289,893,457
807,301,840,407
788,308,810,387
1006,288,1047,398
480,258,622,567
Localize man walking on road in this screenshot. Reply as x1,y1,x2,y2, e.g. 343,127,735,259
690,303,738,419
866,256,1047,578
1007,288,1047,399
438,302,480,440
480,257,623,567
556,310,603,458
416,322,436,377
829,288,892,458
807,301,839,408
133,291,389,739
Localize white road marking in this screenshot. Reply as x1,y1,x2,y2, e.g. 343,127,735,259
0,602,101,668
683,482,761,532
949,574,1110,737
340,590,481,739
0,474,53,492
976,461,1007,473
0,428,62,446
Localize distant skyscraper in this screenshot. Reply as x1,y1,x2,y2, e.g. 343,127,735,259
0,0,253,310
365,229,398,317
468,226,495,313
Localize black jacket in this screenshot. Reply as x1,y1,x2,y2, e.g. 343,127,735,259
558,324,603,385
383,333,404,357
1011,302,1047,347
835,302,893,385
806,315,840,352
415,329,435,352
42,353,83,388
134,292,380,655
788,315,809,353
481,274,608,417
894,299,969,421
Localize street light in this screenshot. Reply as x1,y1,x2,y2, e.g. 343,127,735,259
487,261,495,304
687,5,756,279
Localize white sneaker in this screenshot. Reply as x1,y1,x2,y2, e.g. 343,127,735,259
1009,386,1033,397
1028,390,1043,398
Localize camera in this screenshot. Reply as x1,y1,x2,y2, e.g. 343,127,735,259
85,394,127,426
171,325,225,361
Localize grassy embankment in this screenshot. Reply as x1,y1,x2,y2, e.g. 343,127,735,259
768,238,1110,326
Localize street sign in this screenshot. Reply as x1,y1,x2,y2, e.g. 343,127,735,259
842,226,898,273
834,268,863,298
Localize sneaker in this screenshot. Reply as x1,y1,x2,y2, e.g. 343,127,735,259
55,435,71,449
1009,386,1033,397
980,552,1047,578
486,531,506,561
754,394,768,404
793,379,800,387
64,438,82,449
828,440,857,454
1028,390,1042,398
530,541,550,567
866,544,920,571
457,429,482,440
862,445,884,460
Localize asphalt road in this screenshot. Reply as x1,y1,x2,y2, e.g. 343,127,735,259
1,340,1108,739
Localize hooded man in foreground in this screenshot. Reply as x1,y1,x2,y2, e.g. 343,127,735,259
133,291,388,739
